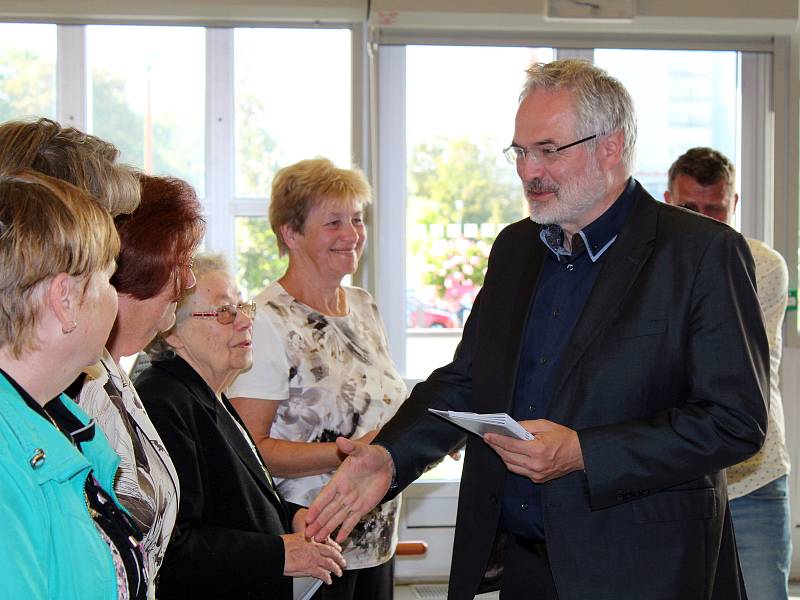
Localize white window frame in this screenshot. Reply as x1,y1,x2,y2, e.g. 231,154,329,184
47,22,365,276
375,41,773,375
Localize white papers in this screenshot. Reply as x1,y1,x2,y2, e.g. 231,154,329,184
428,409,534,441
293,577,323,600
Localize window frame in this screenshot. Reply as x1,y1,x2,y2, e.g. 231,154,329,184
46,22,366,282
375,40,779,378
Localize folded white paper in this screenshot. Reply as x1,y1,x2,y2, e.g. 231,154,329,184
293,577,323,600
428,409,534,441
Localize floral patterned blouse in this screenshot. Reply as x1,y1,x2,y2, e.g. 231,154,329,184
229,282,407,569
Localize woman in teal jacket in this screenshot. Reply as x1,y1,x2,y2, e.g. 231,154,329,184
0,171,145,599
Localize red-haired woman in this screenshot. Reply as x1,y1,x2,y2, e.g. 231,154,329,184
72,174,205,599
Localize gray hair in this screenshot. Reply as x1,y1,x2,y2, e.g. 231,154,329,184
146,252,230,358
520,58,637,175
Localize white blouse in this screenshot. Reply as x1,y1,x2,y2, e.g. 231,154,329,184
230,282,407,570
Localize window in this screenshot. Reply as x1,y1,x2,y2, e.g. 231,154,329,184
234,28,352,199
86,26,206,196
0,21,354,303
0,23,56,122
378,44,759,386
233,28,352,296
235,217,287,298
404,45,554,380
595,50,740,207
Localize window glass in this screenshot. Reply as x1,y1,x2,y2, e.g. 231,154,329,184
87,26,206,196
235,216,288,298
594,50,740,203
0,23,56,122
405,45,554,380
234,28,351,199
233,28,351,296
418,451,465,481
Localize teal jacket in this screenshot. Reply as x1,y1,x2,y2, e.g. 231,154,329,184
0,372,123,599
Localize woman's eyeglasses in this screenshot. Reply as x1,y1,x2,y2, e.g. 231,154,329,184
190,302,256,325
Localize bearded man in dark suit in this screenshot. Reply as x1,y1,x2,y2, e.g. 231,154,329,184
306,58,768,600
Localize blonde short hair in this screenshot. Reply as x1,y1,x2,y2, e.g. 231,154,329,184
0,118,140,217
270,157,372,255
0,170,120,358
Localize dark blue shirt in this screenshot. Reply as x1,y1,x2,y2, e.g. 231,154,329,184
499,178,636,540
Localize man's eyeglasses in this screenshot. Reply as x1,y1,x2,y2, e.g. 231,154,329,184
191,302,257,325
503,133,600,165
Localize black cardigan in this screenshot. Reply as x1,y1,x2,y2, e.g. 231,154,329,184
136,354,299,600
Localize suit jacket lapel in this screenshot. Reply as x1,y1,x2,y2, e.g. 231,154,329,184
161,357,284,509
550,187,659,408
208,392,284,510
500,222,546,412
218,393,279,496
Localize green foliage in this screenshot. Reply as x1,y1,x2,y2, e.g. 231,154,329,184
407,136,524,301
233,86,288,296
0,48,55,122
407,136,525,226
235,89,282,198
92,69,144,165
236,218,287,298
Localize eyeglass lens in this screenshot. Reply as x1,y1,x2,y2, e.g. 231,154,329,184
216,303,255,324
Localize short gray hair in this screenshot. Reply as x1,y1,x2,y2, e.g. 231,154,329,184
521,58,637,175
146,252,230,358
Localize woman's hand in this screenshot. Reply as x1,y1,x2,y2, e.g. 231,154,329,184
281,532,346,584
292,508,309,535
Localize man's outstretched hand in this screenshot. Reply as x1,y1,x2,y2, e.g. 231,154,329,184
305,436,395,543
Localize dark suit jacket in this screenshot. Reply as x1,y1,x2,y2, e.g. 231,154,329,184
376,182,769,600
135,355,298,600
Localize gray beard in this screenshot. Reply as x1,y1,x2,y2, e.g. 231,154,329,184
526,159,608,227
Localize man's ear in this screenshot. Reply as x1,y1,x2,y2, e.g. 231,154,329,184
48,272,78,333
732,192,739,212
664,189,672,204
598,130,624,170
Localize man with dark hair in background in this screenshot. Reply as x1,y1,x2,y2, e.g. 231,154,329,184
666,146,791,600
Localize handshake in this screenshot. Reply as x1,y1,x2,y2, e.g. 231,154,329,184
282,437,394,588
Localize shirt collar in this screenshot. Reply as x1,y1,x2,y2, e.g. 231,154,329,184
539,177,636,262
0,368,94,445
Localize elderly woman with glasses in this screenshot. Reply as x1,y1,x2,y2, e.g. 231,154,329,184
229,158,407,600
134,254,345,600
0,171,147,599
